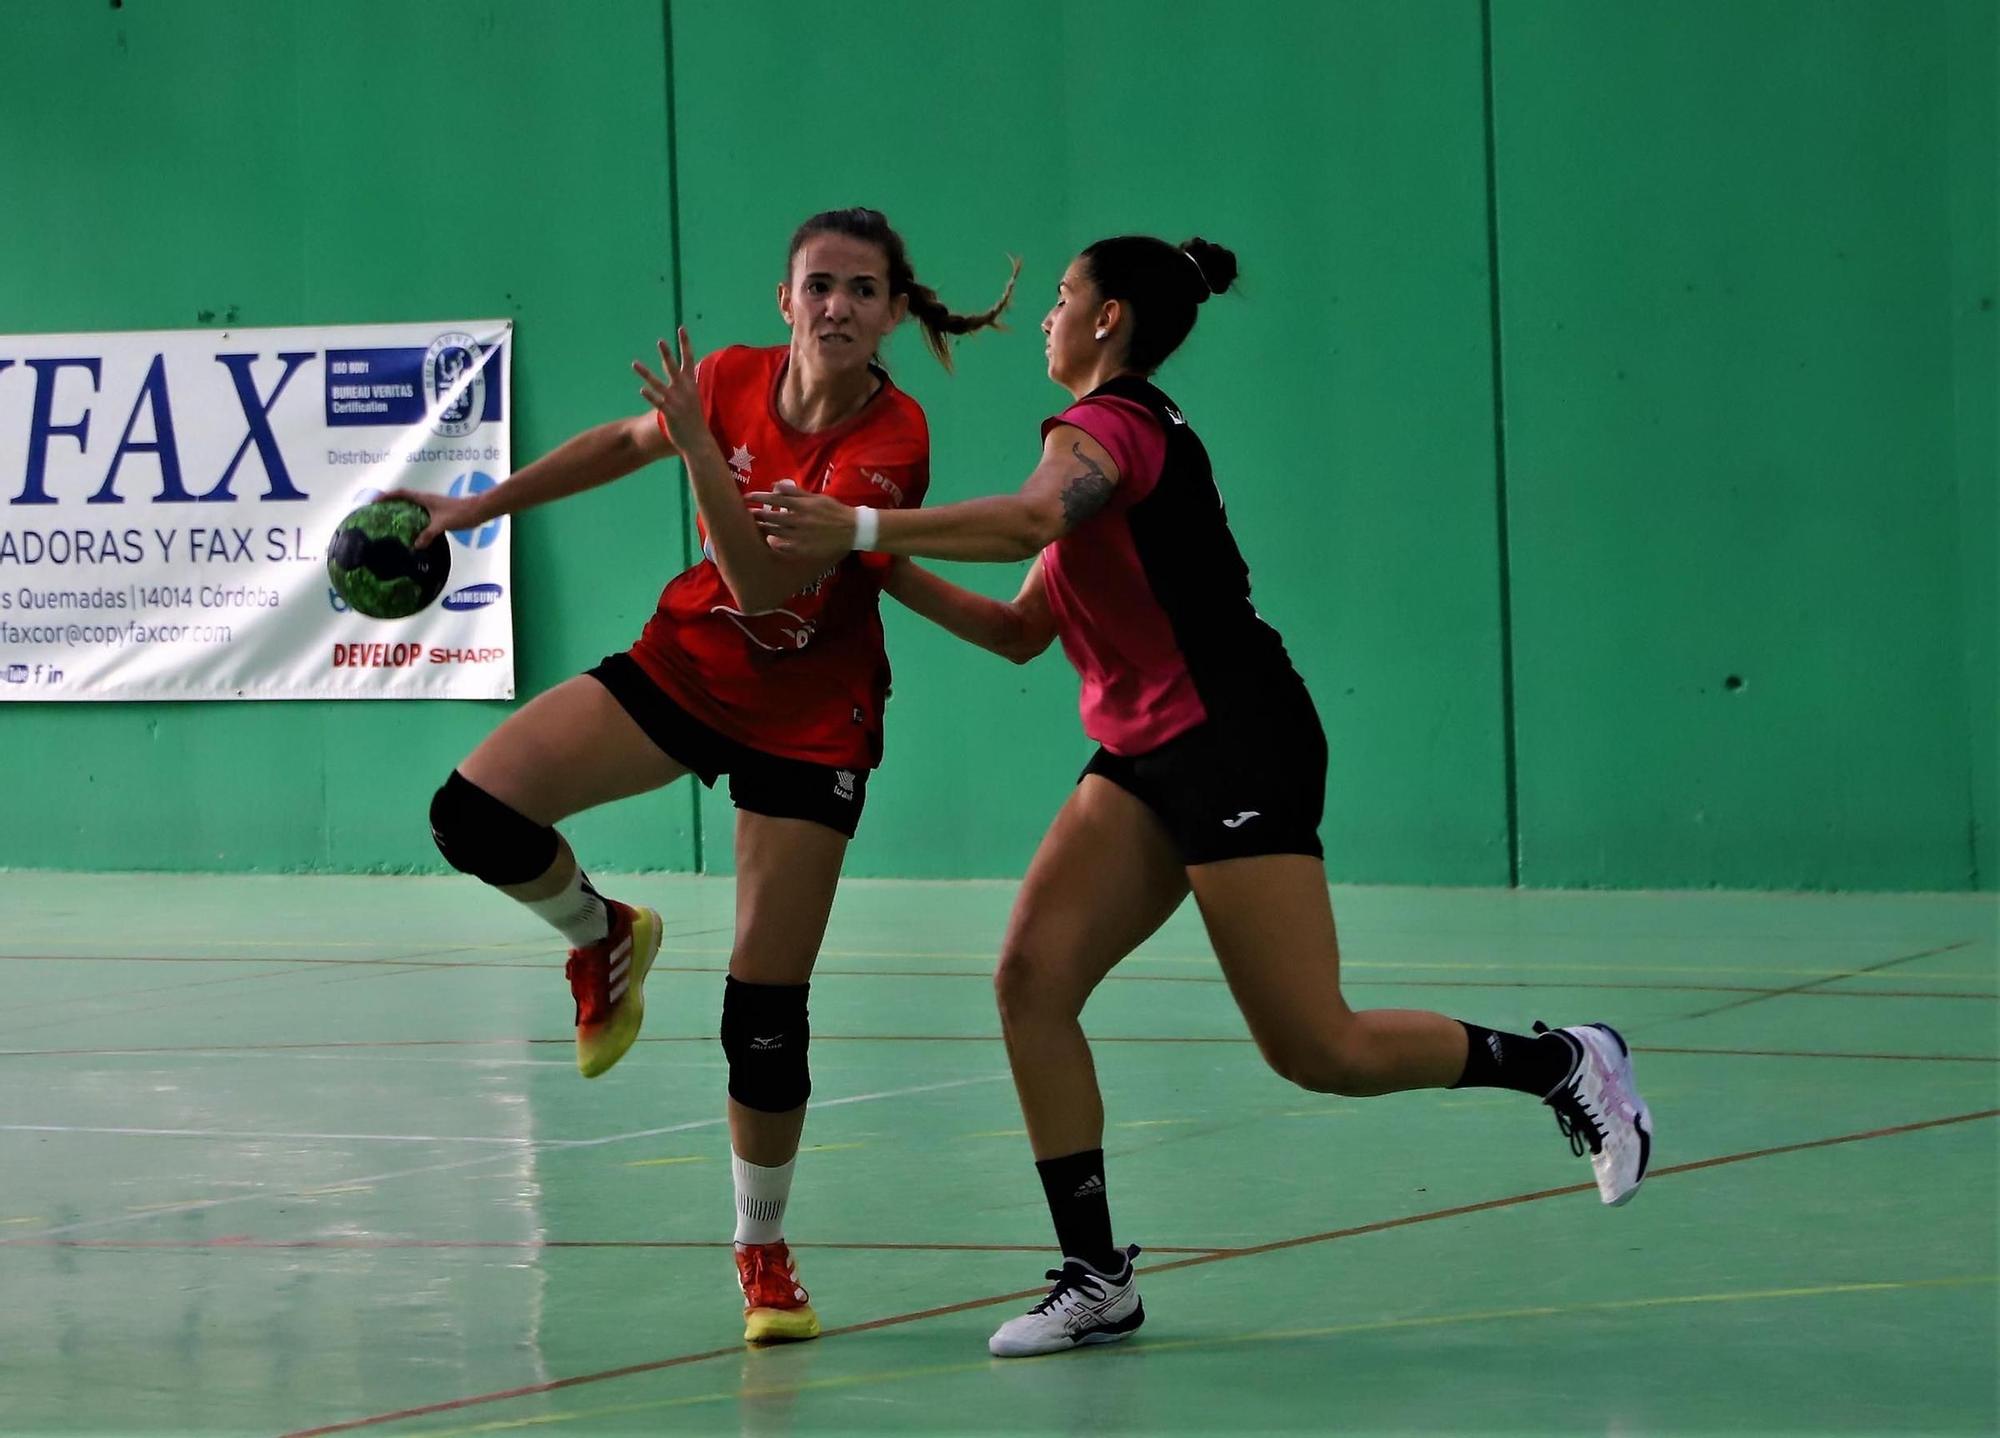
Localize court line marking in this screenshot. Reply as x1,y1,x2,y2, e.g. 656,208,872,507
0,1124,549,1146
810,971,1996,1000
0,946,524,1040
0,1075,1007,1243
3,1038,1992,1064
0,963,322,1018
277,1106,2000,1437
1665,940,1976,1023
5,949,1991,984
357,1275,2000,1436
8,1237,1230,1256
1634,1045,2000,1065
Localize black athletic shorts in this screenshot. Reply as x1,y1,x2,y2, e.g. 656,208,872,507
1081,682,1327,865
588,652,868,839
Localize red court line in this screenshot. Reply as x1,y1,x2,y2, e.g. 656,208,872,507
757,971,2000,1001
279,1105,2000,1437
6,954,1990,999
1672,940,1975,1021
1135,1107,2000,1278
5,1036,1994,1062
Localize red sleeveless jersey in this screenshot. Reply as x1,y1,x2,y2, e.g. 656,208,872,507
628,345,929,767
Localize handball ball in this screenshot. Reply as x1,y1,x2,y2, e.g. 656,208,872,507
326,499,450,620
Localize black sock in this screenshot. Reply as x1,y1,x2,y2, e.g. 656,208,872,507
1034,1149,1119,1274
1452,1022,1579,1097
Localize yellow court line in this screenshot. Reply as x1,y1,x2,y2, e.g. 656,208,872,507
0,1215,44,1225
623,1156,709,1168
961,1129,1027,1140
1114,1119,1195,1129
1164,1274,1999,1351
399,1273,1998,1437
799,1143,867,1154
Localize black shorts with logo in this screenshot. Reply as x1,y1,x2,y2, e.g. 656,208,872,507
587,653,868,839
1081,681,1327,865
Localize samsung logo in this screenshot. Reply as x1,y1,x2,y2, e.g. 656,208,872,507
442,582,503,611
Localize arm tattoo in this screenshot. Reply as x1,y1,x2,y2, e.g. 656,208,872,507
1059,443,1114,530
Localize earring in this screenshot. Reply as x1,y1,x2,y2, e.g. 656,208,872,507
1093,328,1108,340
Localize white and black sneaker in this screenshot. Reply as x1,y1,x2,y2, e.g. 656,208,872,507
988,1245,1145,1358
1537,1021,1653,1206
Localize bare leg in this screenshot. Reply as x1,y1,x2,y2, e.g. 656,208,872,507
1189,854,1467,1094
459,673,688,828
996,777,1189,1160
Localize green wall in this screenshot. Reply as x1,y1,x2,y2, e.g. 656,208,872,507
1492,0,1997,890
0,0,699,872
0,0,1991,891
672,0,1510,883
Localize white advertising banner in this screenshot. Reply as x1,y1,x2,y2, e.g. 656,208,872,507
0,319,514,700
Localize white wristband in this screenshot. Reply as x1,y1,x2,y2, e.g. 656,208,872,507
852,505,880,552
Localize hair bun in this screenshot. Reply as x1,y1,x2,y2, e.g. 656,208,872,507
1179,237,1238,301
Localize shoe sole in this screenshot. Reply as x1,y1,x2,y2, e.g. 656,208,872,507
989,1299,1145,1358
745,1305,821,1343
577,906,663,1079
1603,1097,1653,1207
1583,1025,1652,1207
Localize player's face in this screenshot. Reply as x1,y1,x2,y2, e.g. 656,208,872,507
1042,259,1102,387
780,234,908,373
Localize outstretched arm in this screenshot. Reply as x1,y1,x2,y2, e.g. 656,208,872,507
382,413,671,546
751,423,1118,565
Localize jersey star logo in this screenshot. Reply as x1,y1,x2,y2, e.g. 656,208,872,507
728,444,755,474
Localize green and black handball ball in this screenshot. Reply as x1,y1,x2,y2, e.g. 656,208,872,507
326,499,450,620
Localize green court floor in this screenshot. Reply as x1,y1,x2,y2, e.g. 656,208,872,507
1,873,1994,1436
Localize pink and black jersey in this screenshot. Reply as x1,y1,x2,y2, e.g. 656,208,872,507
1040,375,1301,756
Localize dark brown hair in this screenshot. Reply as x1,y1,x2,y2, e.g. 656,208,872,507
786,208,1017,371
1079,235,1239,373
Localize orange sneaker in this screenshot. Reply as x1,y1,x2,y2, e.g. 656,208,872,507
564,900,661,1078
736,1241,821,1343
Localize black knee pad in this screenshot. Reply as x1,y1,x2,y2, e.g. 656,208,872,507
429,770,558,886
720,976,811,1112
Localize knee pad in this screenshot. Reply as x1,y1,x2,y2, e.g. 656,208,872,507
429,770,558,886
720,976,811,1112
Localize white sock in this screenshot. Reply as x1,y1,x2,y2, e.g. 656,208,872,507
522,867,610,947
732,1153,796,1246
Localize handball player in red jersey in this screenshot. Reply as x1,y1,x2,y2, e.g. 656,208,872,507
389,208,1014,1343
753,233,1653,1357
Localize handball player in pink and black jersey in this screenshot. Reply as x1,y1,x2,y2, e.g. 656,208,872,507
754,232,1653,1358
